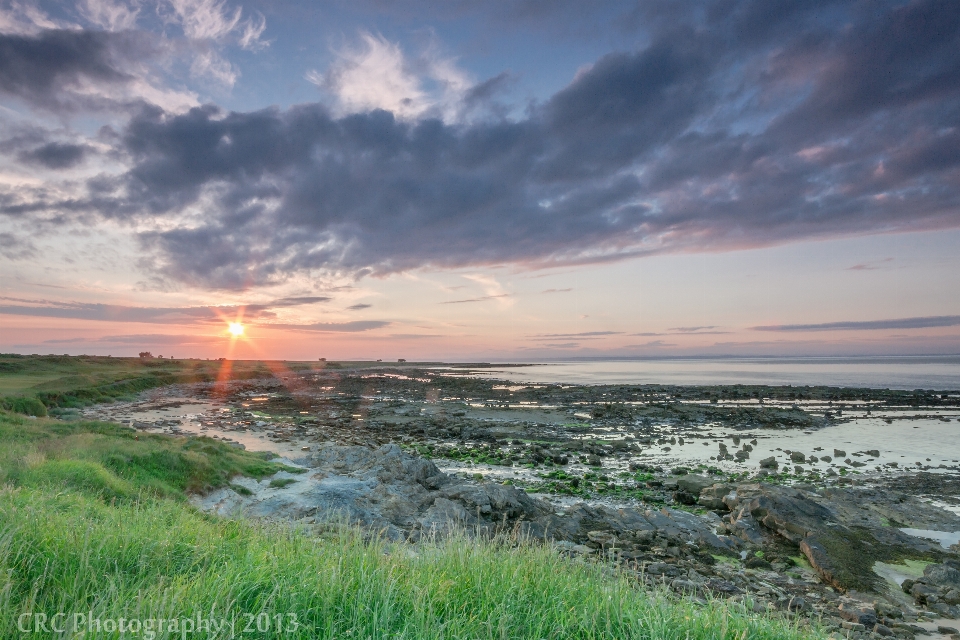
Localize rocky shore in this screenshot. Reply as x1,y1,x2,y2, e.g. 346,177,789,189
78,364,960,639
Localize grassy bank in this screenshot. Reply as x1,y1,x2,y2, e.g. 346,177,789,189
0,411,821,639
0,354,309,416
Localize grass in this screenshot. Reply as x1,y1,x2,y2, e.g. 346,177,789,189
0,409,823,639
0,353,327,416
0,411,291,499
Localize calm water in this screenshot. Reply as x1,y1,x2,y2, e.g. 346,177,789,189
469,356,960,390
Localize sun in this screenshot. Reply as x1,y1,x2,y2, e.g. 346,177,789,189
228,322,245,336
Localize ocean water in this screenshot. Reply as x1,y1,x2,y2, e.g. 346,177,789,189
468,356,960,390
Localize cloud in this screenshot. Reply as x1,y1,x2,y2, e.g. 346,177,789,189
751,316,960,332
267,320,390,332
43,333,225,345
308,31,471,122
530,331,622,340
441,294,511,304
846,258,894,271
541,288,573,293
17,142,91,169
0,295,331,324
0,231,37,259
78,0,140,31
347,303,372,310
6,1,960,290
0,29,197,113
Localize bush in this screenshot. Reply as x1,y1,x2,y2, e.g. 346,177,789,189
1,396,47,416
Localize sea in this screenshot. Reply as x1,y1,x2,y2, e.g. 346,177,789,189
467,355,960,390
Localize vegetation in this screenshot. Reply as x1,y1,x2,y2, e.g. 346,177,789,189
0,353,320,416
0,410,293,499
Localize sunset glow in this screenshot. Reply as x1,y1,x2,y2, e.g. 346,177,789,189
0,1,957,359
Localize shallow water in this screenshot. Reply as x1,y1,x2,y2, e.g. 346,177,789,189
640,415,960,475
465,356,960,390
899,528,960,549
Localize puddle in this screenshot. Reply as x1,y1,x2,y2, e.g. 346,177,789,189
899,528,960,549
873,559,931,586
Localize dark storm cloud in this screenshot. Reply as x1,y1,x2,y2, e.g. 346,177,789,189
0,29,157,112
752,316,960,332
0,295,330,324
7,0,960,289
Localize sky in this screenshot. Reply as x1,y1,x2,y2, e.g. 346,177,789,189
1,0,959,361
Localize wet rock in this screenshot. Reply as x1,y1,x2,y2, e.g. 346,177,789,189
834,449,847,457
790,452,806,463
759,456,778,469
821,455,833,463
867,450,880,458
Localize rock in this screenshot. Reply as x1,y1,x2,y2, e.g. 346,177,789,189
938,626,959,635
801,535,843,590
867,450,880,457
945,589,960,606
195,443,552,540
821,455,833,463
873,623,894,636
759,456,778,469
923,561,960,590
673,491,698,505
745,556,772,570
586,454,602,466
809,455,819,463
677,475,715,495
834,449,846,457
791,452,806,463
838,605,878,627
587,530,618,546
698,484,734,510
910,582,938,605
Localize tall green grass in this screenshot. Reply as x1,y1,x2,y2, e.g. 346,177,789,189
0,488,821,639
0,411,291,498
0,410,822,639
